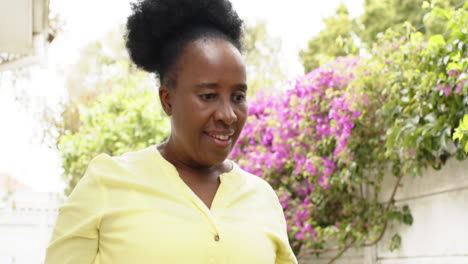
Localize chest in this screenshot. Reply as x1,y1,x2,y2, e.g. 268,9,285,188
178,170,221,209
96,187,281,264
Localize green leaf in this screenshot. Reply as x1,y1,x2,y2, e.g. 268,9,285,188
422,1,430,9
456,149,467,160
447,62,462,71
432,8,450,19
429,35,446,46
453,129,464,141
461,115,468,131
402,212,413,225
389,234,402,252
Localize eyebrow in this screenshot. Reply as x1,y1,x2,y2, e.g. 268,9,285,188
194,82,218,89
194,82,248,91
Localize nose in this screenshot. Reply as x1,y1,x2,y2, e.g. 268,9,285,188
214,99,237,125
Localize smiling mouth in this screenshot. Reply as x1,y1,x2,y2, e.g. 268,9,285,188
204,132,232,141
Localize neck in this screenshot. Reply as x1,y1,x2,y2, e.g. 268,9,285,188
157,140,231,177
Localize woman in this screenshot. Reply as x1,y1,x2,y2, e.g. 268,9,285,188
46,0,297,263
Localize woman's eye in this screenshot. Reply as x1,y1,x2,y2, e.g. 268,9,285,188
200,93,217,101
232,93,246,103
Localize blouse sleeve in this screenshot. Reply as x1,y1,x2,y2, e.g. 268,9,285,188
45,154,109,264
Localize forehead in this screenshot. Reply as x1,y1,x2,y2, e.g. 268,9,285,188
173,38,246,86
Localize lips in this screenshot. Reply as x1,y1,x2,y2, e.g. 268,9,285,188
204,131,234,148
204,130,234,138
208,134,230,140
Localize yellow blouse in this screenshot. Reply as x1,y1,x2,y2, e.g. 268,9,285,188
46,146,297,264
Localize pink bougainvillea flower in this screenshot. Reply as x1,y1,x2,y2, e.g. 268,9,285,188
230,57,364,246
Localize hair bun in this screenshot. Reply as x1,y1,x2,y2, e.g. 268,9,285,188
125,0,243,74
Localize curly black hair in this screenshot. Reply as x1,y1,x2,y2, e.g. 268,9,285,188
125,0,243,86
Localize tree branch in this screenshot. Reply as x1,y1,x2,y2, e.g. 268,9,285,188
297,172,404,260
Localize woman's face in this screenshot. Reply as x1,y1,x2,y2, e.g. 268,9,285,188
160,38,248,167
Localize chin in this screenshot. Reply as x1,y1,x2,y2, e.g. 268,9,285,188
201,149,231,166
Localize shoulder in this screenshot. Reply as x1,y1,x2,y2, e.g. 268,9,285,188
84,145,161,184
231,163,278,200
89,145,157,170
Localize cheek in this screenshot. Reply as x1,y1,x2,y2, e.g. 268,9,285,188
173,97,208,131
172,98,196,131
236,104,248,128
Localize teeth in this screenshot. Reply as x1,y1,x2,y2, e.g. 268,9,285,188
210,134,230,140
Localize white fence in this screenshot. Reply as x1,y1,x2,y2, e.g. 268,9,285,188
0,191,61,264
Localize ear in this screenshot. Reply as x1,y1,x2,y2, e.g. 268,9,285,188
159,85,172,116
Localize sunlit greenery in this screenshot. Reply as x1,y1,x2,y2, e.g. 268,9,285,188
58,67,170,194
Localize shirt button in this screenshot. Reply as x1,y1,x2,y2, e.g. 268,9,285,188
214,234,220,242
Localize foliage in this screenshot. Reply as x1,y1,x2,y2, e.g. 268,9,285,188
58,70,170,194
368,3,468,173
299,0,462,73
299,4,358,73
242,20,286,97
453,114,468,153
357,0,461,45
52,28,167,194
232,3,467,258
44,25,137,146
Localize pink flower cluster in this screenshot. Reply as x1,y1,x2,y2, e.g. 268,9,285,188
230,57,362,244
437,69,467,96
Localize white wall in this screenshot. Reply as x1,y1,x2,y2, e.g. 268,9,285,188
376,158,468,264
300,248,365,264
301,158,468,264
